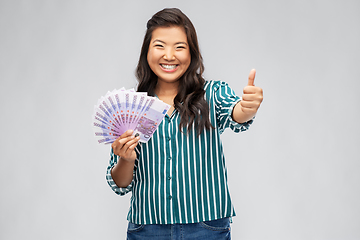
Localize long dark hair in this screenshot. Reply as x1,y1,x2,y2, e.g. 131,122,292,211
136,8,213,135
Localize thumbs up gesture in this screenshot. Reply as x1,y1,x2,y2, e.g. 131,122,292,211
232,69,263,123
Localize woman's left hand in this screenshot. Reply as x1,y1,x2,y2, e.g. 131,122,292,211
232,69,263,123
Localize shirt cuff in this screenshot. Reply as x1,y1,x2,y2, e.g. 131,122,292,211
227,98,254,133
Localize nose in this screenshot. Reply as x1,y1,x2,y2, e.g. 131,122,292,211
163,48,175,61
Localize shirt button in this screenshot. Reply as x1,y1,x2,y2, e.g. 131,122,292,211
168,195,172,200
167,157,172,161
168,176,172,180
167,137,171,141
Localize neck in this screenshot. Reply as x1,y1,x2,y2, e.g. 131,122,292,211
154,80,178,116
155,80,179,98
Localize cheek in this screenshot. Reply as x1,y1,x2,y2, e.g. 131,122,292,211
147,50,162,65
179,52,191,66
146,51,153,64
185,51,191,66
147,52,157,71
184,57,191,70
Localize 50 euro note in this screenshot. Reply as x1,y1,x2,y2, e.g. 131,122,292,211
133,98,170,142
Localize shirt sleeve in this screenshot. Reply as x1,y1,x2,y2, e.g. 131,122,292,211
213,81,254,134
106,147,139,196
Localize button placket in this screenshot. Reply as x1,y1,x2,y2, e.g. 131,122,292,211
164,118,173,204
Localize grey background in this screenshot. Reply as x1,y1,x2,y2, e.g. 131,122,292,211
1,0,359,239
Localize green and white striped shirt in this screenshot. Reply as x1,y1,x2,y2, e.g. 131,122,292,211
106,80,253,225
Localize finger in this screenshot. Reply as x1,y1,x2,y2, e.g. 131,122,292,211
241,94,255,101
123,137,140,153
125,137,140,152
240,100,259,109
248,69,256,86
241,106,257,115
119,135,136,146
120,129,134,139
113,130,135,148
113,136,137,155
243,86,259,94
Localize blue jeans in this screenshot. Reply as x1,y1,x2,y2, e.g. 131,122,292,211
127,217,231,240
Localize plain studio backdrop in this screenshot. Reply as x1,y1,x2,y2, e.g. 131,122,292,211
0,0,359,239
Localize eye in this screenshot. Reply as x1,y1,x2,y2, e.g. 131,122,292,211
176,45,186,50
155,44,164,48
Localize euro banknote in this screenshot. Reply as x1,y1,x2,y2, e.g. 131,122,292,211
93,88,170,144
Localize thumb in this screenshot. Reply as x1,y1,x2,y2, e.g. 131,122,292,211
248,69,256,86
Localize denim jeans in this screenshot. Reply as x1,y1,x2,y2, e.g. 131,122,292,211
127,217,231,240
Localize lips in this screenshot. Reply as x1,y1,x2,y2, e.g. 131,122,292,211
160,64,179,72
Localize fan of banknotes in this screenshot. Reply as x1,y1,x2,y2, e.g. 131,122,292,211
93,88,170,144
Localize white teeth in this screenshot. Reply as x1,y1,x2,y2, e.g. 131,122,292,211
161,64,177,70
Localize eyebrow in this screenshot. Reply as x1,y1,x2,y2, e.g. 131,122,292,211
152,39,188,45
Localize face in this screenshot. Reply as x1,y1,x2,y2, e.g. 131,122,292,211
147,26,191,86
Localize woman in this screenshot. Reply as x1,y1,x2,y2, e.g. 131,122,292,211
107,8,263,240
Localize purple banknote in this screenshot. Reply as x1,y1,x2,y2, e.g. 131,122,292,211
93,88,170,145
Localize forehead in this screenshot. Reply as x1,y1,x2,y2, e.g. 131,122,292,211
151,26,188,43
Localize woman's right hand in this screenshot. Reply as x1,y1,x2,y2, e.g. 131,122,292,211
111,130,140,162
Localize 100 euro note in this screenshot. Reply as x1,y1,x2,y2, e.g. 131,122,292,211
133,98,171,142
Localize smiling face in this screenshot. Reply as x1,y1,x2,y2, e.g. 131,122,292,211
147,26,191,86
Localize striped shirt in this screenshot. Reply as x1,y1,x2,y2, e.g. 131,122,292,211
106,80,253,225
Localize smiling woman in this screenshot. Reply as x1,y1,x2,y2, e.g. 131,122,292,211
107,7,263,240
136,8,214,134
147,26,191,91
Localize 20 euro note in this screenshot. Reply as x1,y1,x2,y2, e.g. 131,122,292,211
133,98,170,142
